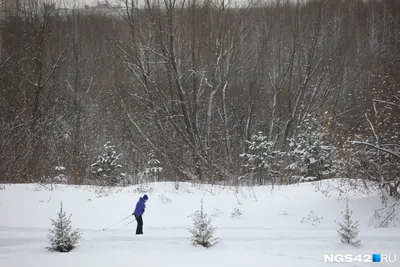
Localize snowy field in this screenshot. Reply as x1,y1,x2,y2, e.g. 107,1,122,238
0,179,399,267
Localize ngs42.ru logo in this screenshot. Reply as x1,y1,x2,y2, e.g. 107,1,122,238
324,254,397,263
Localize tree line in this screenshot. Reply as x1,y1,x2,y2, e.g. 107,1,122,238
0,0,399,198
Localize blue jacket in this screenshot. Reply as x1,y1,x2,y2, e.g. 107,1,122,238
133,196,147,216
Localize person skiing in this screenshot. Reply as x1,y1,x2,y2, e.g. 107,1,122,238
132,194,148,235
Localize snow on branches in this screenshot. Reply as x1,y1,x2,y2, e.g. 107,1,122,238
347,112,400,199
286,117,338,181
47,202,81,252
240,131,283,185
188,199,219,248
336,198,361,246
91,141,126,186
143,150,163,181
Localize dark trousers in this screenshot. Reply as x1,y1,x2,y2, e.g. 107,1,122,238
134,215,143,234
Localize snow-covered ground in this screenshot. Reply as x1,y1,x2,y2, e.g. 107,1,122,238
0,179,399,267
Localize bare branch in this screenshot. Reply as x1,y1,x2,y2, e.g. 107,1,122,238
349,141,400,160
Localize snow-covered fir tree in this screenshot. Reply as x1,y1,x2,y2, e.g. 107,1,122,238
240,131,282,185
143,150,163,182
53,166,68,184
188,199,219,248
286,117,337,181
336,198,361,246
91,141,125,186
47,202,81,252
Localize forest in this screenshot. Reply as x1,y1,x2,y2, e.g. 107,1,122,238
0,0,399,200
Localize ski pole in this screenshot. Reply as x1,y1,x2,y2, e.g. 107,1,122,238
101,215,132,231
111,218,136,233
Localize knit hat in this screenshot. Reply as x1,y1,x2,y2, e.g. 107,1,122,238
143,194,148,200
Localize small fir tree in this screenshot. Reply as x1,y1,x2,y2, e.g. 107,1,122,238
143,150,163,181
336,198,361,246
91,141,124,186
240,131,282,185
188,199,219,248
286,117,336,180
47,201,81,252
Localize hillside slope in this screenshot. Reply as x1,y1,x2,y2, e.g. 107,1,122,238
0,179,399,267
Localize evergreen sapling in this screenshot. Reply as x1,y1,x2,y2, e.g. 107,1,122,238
188,199,219,248
336,198,361,246
91,141,124,186
285,117,337,180
47,201,81,252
